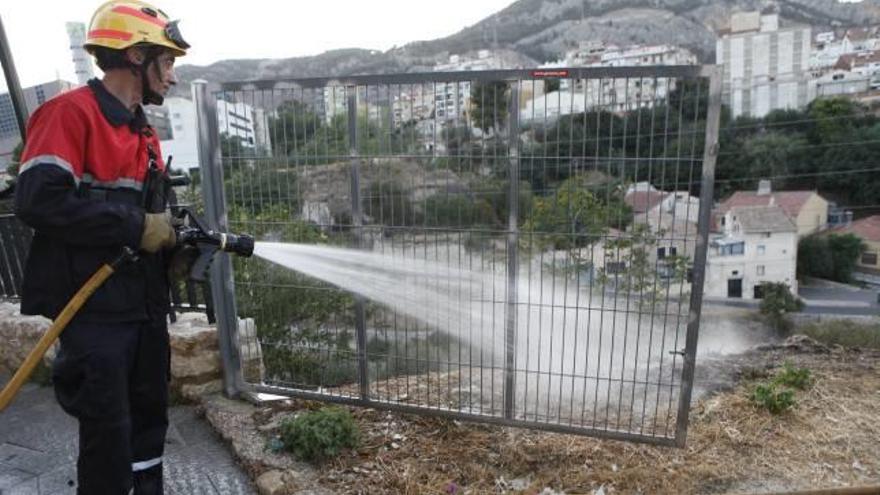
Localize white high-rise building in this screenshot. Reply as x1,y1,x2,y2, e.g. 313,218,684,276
160,97,199,170
66,22,94,85
158,97,272,171
716,12,812,118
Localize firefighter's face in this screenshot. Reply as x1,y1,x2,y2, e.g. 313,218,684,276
147,50,178,96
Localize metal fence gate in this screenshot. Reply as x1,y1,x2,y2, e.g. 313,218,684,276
195,66,721,446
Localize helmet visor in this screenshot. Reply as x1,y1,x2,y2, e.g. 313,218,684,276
164,20,190,50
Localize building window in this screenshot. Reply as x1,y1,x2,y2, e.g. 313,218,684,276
763,232,772,238
757,245,766,255
862,252,878,266
605,262,627,274
657,247,666,259
757,265,765,276
719,242,745,256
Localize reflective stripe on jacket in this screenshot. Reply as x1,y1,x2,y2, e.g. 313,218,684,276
15,79,170,322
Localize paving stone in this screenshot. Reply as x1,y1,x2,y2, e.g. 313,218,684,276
164,423,187,455
0,373,254,493
0,464,36,490
168,405,199,424
0,443,53,474
208,469,257,495
192,440,239,469
175,416,221,448
36,463,77,494
164,460,219,495
2,477,39,494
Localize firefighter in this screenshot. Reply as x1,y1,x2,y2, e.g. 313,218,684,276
14,1,189,493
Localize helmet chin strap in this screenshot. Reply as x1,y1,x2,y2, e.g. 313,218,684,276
132,48,164,106
140,57,164,106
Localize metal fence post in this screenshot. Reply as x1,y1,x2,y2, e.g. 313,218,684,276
193,80,244,398
675,67,722,446
504,82,520,420
0,14,29,143
348,87,370,401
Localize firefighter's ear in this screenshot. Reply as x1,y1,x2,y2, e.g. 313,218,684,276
125,47,146,66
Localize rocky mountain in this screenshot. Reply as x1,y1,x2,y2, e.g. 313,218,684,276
174,0,880,91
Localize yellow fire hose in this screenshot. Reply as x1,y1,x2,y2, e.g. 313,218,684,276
0,247,136,411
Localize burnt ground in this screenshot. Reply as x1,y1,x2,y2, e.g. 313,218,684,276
203,331,880,495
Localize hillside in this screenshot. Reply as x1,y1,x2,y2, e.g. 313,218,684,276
174,0,880,91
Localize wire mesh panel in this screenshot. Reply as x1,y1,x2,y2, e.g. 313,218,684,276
212,67,721,445
0,214,31,299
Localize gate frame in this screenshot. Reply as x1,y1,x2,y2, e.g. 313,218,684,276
195,65,722,446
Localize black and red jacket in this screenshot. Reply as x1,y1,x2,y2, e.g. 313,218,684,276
15,78,170,322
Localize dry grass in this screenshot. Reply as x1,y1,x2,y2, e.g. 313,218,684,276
253,340,880,494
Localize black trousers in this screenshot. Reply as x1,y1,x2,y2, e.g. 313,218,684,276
52,318,170,494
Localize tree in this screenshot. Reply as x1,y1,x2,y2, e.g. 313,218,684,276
268,100,322,157
524,174,630,250
807,97,863,143
596,224,690,309
470,81,510,135
798,233,865,283
367,180,417,227
827,233,865,283
797,235,833,280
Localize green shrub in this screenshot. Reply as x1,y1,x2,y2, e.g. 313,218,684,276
422,194,498,228
758,282,803,334
773,362,812,390
797,234,866,283
751,383,796,414
280,407,360,462
749,362,813,414
367,180,417,226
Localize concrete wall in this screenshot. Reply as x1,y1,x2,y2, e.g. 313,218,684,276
795,194,829,237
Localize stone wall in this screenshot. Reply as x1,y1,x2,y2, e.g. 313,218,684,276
0,302,256,403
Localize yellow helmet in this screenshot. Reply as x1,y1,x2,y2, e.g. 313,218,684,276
84,0,189,57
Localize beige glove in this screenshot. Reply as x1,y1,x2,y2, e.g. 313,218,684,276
140,212,176,253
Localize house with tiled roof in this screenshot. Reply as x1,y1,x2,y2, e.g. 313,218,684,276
624,182,667,215
716,181,830,237
829,215,880,276
705,205,798,300
841,27,880,54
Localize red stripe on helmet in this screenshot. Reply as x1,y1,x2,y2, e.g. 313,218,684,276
111,5,167,27
88,29,134,41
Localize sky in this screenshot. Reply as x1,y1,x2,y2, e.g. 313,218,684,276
1,0,514,90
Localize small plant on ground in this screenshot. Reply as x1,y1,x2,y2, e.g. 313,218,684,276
751,383,796,414
773,361,812,390
280,406,360,463
750,362,813,414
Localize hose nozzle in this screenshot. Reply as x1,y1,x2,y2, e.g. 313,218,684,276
216,231,254,257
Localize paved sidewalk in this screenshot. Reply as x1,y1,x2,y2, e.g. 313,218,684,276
0,375,256,494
